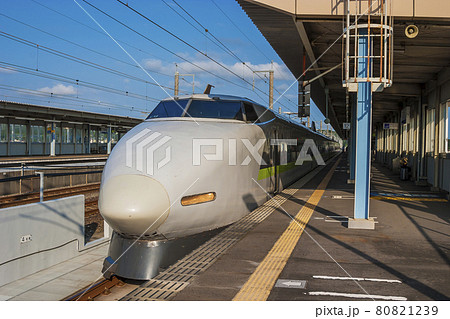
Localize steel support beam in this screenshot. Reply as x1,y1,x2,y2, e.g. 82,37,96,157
348,98,356,183
349,28,375,229
294,19,342,137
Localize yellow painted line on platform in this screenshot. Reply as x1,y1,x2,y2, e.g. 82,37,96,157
371,196,447,202
233,158,340,301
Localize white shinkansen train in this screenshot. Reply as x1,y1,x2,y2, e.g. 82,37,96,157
99,94,340,279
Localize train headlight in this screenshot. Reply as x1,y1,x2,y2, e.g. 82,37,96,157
181,192,216,206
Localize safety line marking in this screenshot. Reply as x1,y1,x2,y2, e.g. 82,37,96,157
308,291,407,301
312,275,401,283
232,159,340,301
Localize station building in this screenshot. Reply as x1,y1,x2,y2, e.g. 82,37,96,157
0,101,142,156
238,0,450,200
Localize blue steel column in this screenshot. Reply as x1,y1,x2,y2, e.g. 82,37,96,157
354,28,372,220
349,98,357,182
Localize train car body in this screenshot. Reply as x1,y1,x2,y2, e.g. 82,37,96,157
99,94,340,279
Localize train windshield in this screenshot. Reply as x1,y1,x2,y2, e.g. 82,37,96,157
147,99,244,120
147,100,189,119
185,100,243,120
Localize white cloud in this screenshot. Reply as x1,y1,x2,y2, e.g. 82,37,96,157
38,84,76,95
143,57,294,82
0,67,16,74
276,83,291,91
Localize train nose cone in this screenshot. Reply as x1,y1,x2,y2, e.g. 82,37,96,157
99,175,170,236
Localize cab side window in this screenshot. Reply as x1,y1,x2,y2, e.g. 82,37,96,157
243,102,259,123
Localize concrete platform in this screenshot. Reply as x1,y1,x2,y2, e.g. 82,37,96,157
173,155,450,301
0,242,108,301
0,154,108,167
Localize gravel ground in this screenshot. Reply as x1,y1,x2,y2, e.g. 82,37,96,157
84,190,105,243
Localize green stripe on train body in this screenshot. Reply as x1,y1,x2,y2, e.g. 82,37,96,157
257,162,297,180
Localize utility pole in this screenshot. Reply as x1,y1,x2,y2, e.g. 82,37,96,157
269,70,274,109
175,72,195,96
253,70,274,109
174,71,179,97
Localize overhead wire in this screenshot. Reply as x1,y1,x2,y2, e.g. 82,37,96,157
114,1,277,98
0,2,266,114
0,61,161,103
0,12,174,79
79,0,259,98
0,31,185,93
176,64,206,92
0,94,149,116
29,0,172,65
113,0,295,110
161,0,268,91
0,84,153,113
160,0,210,41
210,0,299,106
152,0,297,110
171,0,254,73
249,0,381,132
4,0,295,114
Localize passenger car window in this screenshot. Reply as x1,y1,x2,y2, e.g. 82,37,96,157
147,100,189,119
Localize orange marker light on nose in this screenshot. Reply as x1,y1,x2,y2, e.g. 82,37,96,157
181,192,216,206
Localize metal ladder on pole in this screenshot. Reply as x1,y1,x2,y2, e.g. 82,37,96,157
342,0,393,93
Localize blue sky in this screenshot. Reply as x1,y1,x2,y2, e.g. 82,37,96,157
0,0,328,127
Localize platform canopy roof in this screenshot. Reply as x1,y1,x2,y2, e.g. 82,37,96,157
237,0,450,137
0,100,143,129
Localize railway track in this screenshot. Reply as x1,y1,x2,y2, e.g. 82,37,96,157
0,183,100,208
64,276,124,301
85,199,100,216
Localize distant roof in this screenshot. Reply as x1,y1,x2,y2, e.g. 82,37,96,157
0,100,143,128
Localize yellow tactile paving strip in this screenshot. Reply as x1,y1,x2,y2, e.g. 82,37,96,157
233,159,340,301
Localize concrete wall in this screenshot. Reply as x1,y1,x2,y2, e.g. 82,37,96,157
9,143,26,156
31,143,45,155
0,196,85,286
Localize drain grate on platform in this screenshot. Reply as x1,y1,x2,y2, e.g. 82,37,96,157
120,185,303,301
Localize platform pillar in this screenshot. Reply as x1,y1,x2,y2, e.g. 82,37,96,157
349,28,375,229
86,124,91,154
348,98,356,183
50,121,56,157
107,126,112,155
